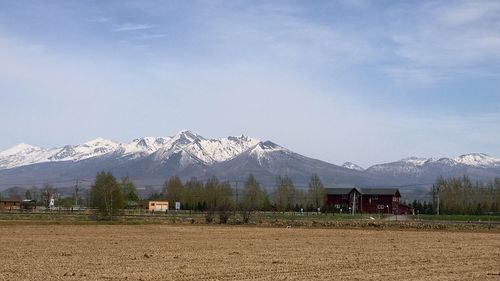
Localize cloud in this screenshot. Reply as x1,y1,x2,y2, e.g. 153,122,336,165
437,1,500,26
386,0,500,84
112,23,154,32
383,66,444,85
89,17,112,23
135,33,167,40
190,3,377,69
1,1,499,166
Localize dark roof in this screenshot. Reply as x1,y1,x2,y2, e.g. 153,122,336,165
360,188,400,196
325,187,401,196
325,188,360,195
0,199,21,203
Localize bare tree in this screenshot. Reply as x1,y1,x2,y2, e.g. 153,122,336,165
308,174,326,211
275,176,295,212
41,184,56,208
239,174,264,223
163,176,184,209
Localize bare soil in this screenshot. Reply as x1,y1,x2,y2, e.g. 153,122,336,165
1,225,499,280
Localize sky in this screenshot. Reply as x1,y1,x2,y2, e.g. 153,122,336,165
0,0,499,167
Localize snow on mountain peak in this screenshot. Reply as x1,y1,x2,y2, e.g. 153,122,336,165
342,162,364,171
400,157,433,166
83,137,117,147
0,143,50,169
249,141,286,157
454,153,500,168
172,130,203,143
0,143,41,157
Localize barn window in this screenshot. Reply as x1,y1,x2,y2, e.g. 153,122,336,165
151,203,155,206
372,196,378,200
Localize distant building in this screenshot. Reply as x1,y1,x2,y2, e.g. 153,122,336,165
325,188,361,213
148,201,169,212
20,200,37,211
0,199,21,210
325,188,414,215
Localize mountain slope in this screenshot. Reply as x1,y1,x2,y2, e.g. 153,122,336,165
0,131,258,170
0,131,499,193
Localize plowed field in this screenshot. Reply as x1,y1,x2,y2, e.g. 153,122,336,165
1,225,499,280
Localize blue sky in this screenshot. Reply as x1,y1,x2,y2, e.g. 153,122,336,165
0,0,499,167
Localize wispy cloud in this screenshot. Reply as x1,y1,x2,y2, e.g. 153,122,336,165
112,23,154,32
135,33,167,40
0,1,499,165
383,66,445,86
89,17,112,23
385,0,500,84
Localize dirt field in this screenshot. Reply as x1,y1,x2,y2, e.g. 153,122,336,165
1,225,499,281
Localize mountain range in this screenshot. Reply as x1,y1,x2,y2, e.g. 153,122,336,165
1,130,499,200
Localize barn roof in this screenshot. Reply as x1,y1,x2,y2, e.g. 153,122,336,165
325,188,360,195
360,188,401,196
0,199,21,203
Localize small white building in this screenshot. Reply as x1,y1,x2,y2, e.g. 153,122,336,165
148,201,169,212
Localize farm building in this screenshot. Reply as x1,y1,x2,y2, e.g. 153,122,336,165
325,188,361,213
360,188,401,214
20,200,37,211
325,188,414,215
0,199,21,210
148,201,169,212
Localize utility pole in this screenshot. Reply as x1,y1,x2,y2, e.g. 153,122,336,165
235,182,239,204
432,184,440,216
437,188,440,216
433,184,440,216
74,179,79,208
234,182,239,216
352,193,356,216
110,187,113,220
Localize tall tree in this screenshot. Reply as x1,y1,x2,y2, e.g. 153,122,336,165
24,189,32,200
120,176,139,208
90,171,124,218
203,176,234,223
217,181,233,224
275,175,296,212
204,176,219,222
163,176,184,208
184,177,203,211
308,174,326,210
240,174,265,223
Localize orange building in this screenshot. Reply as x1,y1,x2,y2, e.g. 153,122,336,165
148,201,169,212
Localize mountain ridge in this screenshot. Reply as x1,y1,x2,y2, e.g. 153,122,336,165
1,131,499,196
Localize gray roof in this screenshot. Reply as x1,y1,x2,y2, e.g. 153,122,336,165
325,187,400,196
325,188,360,195
360,188,400,196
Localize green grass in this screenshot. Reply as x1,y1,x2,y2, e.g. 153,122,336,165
412,214,500,222
3,211,500,230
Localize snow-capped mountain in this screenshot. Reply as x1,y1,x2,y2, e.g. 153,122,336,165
342,162,364,171
0,131,499,194
367,154,500,174
0,131,259,170
454,153,500,168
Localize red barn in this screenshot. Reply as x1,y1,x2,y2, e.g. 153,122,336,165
325,188,361,213
397,202,415,215
325,188,412,215
359,188,401,214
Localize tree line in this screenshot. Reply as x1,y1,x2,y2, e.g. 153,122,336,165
88,172,326,221
431,176,500,215
408,176,500,215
